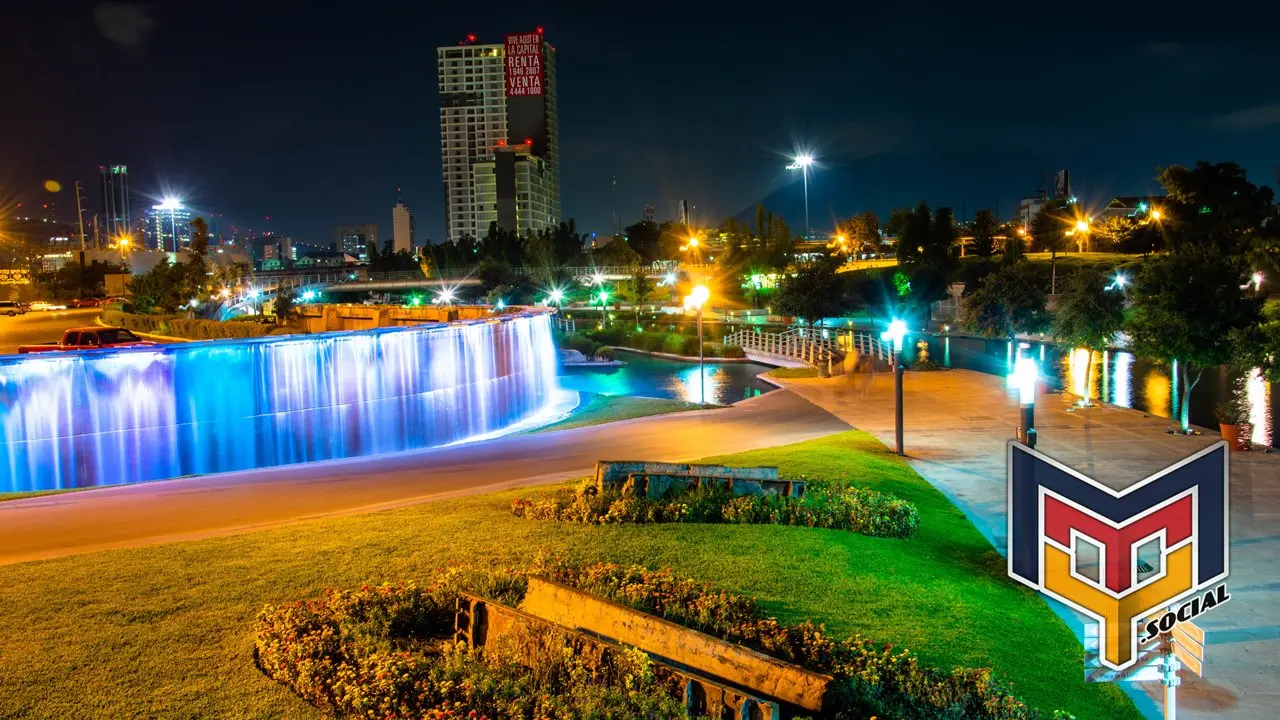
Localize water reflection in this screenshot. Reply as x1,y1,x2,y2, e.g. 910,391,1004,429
559,351,774,406
911,332,1277,448
1247,368,1273,447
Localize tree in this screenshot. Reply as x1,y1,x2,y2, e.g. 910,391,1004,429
775,259,844,330
835,211,880,256
273,287,296,321
1052,268,1127,405
970,209,999,257
1127,248,1264,432
1158,162,1278,255
624,269,654,327
593,237,641,267
1030,199,1073,254
189,217,210,258
36,260,126,299
895,202,932,265
524,228,558,285
622,219,660,263
884,207,913,243
926,207,958,270
961,262,1049,339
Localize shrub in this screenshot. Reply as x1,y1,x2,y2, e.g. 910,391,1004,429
532,558,1072,720
259,561,1073,720
511,478,918,540
101,309,277,340
595,346,616,361
255,567,691,720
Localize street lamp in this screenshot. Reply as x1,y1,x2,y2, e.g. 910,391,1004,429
881,318,908,456
787,154,815,240
1106,273,1127,291
685,284,711,405
1012,347,1039,448
547,288,564,306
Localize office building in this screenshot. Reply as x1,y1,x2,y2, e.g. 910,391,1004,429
251,234,294,268
334,224,378,260
145,199,194,251
392,189,414,253
436,28,560,243
99,165,131,240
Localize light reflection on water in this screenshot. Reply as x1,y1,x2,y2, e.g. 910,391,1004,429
912,334,1276,448
559,351,774,405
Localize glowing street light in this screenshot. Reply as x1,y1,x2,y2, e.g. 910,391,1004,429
787,153,815,239
1074,219,1089,233
437,289,456,305
684,284,711,404
880,319,909,456
590,272,606,286
1012,346,1040,448
1251,271,1264,292
1106,273,1127,291
547,288,565,305
1150,209,1162,221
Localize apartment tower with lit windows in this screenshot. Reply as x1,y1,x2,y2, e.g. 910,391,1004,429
436,29,560,244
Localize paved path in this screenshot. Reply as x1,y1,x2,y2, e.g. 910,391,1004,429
773,369,1278,720
0,308,100,354
0,389,848,565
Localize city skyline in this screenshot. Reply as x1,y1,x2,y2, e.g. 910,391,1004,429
2,3,1278,247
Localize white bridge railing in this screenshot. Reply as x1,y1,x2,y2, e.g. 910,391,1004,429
550,313,576,334
723,328,896,368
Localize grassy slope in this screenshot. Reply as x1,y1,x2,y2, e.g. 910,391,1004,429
532,393,704,433
0,432,1137,719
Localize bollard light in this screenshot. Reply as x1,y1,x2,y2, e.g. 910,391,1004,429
881,318,908,456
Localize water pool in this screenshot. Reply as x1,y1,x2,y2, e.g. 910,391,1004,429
558,350,776,405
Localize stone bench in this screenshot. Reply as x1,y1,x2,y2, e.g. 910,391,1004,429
595,461,802,500
520,578,830,713
455,592,787,720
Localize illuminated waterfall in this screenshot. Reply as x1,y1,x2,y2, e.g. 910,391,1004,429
0,311,563,492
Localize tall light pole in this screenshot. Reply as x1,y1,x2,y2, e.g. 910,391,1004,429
686,284,711,405
787,154,814,240
881,319,908,456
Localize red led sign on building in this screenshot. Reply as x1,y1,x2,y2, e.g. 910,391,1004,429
504,32,543,97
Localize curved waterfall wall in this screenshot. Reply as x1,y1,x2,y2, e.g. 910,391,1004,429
0,311,561,492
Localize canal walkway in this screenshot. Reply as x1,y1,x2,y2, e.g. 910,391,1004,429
771,369,1279,720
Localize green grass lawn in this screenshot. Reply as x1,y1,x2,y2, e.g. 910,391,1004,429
0,487,92,503
0,431,1138,719
532,393,706,433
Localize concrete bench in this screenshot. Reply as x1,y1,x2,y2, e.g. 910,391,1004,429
455,592,789,719
519,578,830,713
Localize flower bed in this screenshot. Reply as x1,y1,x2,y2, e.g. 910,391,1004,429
511,478,919,540
255,560,1074,720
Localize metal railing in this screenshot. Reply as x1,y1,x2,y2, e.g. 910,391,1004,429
723,329,835,366
550,313,576,334
723,328,895,368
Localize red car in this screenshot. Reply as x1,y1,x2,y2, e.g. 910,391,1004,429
18,327,156,354
70,297,104,308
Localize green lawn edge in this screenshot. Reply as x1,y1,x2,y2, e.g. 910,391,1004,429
532,393,708,434
0,430,1138,719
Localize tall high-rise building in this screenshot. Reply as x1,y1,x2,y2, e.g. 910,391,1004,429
145,199,193,251
392,187,414,253
436,29,560,244
99,165,130,240
334,223,378,260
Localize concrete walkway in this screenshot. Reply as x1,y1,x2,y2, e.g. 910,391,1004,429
772,369,1278,720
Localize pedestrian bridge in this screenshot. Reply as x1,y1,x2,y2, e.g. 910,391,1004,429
723,328,895,370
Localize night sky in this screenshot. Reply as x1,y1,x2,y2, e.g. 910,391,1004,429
3,1,1279,247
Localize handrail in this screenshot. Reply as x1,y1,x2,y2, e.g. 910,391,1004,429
722,328,895,368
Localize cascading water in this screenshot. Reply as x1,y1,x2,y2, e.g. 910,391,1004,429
0,311,565,492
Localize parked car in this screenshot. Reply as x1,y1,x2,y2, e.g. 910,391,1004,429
70,297,104,308
0,301,27,316
17,327,155,354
